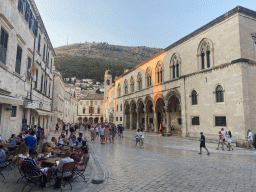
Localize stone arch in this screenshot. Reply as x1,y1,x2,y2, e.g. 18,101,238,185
154,93,165,104
144,95,154,107
165,90,181,105
83,117,88,123
124,100,130,129
94,117,99,123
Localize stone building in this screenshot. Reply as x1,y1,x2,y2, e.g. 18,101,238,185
63,84,78,124
77,94,104,124
51,70,65,131
0,0,55,139
104,6,256,141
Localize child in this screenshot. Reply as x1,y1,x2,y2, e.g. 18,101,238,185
199,132,210,155
227,131,233,151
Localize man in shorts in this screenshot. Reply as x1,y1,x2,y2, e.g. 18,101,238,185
100,126,105,144
199,132,210,155
247,129,254,150
221,128,228,149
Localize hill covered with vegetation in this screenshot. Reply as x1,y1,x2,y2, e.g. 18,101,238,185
54,42,162,82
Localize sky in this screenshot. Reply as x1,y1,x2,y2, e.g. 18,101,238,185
35,0,256,49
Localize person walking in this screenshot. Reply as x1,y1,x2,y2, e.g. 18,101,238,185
140,129,144,147
104,127,109,143
227,131,233,151
198,132,210,155
100,126,105,144
108,128,112,144
135,129,141,147
112,127,117,144
65,124,69,136
216,131,224,150
247,129,254,150
221,128,228,149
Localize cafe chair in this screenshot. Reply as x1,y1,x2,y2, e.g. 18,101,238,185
54,162,75,192
74,157,89,182
21,161,44,192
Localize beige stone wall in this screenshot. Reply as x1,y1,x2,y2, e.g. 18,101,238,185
0,0,54,139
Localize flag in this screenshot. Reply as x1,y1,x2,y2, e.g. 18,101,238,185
31,65,37,82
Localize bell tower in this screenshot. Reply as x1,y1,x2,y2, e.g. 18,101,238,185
104,70,112,102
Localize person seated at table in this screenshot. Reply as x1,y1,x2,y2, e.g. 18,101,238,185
23,150,51,188
53,151,74,188
77,137,83,147
69,135,77,147
24,130,37,152
50,137,57,149
17,144,29,165
58,135,65,147
38,147,52,160
9,134,17,145
75,147,89,170
0,145,6,167
78,132,85,142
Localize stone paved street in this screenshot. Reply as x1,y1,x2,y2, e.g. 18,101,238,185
1,130,256,192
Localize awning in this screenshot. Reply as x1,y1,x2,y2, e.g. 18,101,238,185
0,95,23,105
35,109,54,116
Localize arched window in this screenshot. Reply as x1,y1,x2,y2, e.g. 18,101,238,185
117,83,121,97
137,73,142,90
156,62,163,83
198,39,212,70
120,104,122,111
97,107,100,114
216,85,224,102
106,79,110,85
191,90,197,105
124,80,128,94
170,54,181,79
146,68,152,87
130,77,134,93
83,107,86,114
89,106,94,114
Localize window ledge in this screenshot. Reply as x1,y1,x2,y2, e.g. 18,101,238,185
0,61,9,70
13,71,22,79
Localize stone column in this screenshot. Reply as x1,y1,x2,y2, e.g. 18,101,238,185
145,112,148,131
130,110,133,130
123,113,126,129
165,106,170,134
136,109,139,130
153,108,158,133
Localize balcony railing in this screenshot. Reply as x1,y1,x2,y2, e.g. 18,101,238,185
0,44,7,64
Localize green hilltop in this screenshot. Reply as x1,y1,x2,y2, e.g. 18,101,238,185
54,42,162,82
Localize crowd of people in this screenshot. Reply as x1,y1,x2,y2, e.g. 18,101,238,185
0,124,89,189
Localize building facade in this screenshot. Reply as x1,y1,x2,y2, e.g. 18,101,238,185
0,0,55,139
78,94,104,124
63,84,78,124
51,70,65,131
104,6,256,141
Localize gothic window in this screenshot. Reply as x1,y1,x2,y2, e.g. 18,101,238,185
106,79,110,85
170,54,181,79
124,80,128,94
198,39,212,70
97,107,100,114
216,85,224,102
146,68,152,87
83,107,86,114
0,28,9,65
137,73,142,90
120,104,122,111
156,62,163,83
89,106,94,114
191,90,197,105
130,77,134,93
117,83,121,97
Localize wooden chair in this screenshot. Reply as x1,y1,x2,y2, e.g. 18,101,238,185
74,157,89,182
21,161,44,192
54,162,75,191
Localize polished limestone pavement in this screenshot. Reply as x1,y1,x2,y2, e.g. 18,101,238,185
1,130,256,192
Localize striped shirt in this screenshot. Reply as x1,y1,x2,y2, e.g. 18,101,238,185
23,157,42,176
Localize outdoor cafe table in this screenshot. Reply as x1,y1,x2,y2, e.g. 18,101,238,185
42,157,63,166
